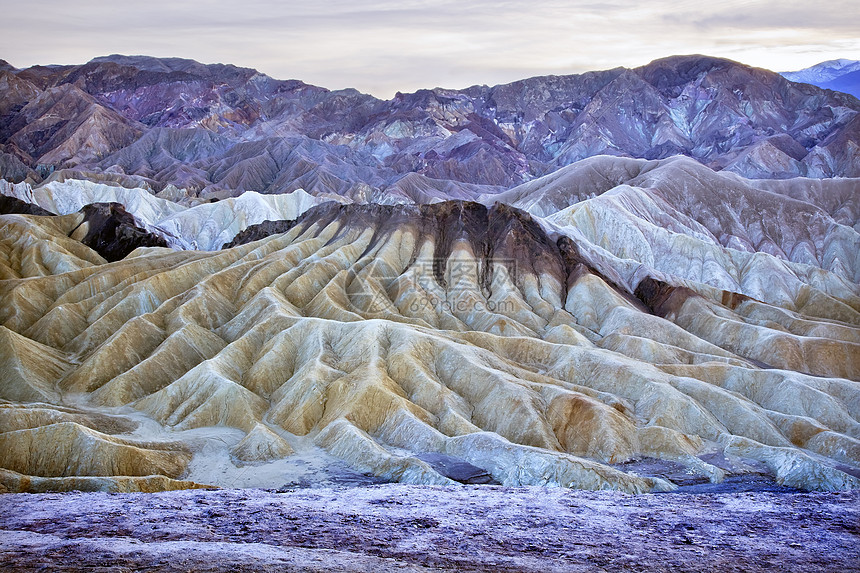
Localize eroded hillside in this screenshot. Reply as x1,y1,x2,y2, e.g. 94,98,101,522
1,172,858,492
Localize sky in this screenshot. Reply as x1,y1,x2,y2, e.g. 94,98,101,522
1,0,858,98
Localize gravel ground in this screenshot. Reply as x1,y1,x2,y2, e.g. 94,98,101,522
1,485,858,572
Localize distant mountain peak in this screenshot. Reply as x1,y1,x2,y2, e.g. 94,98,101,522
824,58,860,67
782,59,860,82
781,59,860,99
634,54,753,89
88,54,202,72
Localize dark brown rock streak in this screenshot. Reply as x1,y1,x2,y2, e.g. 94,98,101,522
72,202,168,261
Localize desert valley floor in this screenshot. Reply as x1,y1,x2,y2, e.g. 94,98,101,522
2,485,859,572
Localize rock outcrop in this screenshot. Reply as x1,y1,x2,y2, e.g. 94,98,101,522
0,194,53,216
70,202,169,262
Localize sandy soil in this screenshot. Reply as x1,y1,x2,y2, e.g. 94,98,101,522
1,485,858,572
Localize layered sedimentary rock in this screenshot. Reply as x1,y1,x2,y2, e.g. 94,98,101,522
1,181,857,492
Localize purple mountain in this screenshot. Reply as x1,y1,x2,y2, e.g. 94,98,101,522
1,54,859,200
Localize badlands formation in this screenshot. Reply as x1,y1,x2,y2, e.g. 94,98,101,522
1,154,859,494
1,53,859,497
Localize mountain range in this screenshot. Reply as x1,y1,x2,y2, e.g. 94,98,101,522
1,54,859,203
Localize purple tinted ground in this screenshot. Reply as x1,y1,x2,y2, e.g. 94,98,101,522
612,456,806,494
1,484,857,572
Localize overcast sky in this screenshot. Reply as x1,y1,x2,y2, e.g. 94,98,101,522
2,0,858,98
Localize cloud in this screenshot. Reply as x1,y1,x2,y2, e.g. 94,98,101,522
685,0,860,32
1,0,858,97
